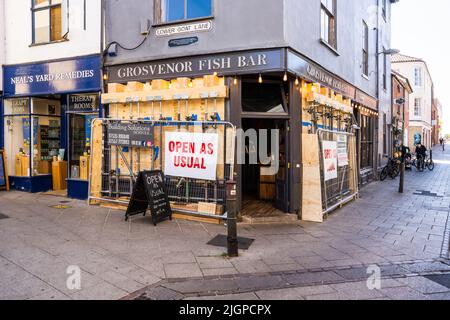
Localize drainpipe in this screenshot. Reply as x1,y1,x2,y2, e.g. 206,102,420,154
374,1,381,179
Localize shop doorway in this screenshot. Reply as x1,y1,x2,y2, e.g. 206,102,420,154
241,118,289,216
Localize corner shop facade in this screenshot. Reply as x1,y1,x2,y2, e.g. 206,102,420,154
101,47,379,221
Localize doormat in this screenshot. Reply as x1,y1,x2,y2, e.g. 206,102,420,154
425,274,450,289
49,204,72,210
0,213,9,220
207,234,255,250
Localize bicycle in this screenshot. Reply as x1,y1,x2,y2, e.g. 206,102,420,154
380,157,400,181
424,151,435,171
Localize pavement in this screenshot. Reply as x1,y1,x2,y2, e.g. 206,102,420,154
1,145,450,300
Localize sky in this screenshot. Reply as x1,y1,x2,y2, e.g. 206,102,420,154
392,0,450,134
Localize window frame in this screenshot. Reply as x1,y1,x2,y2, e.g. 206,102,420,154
154,0,214,26
31,0,65,45
362,20,369,77
414,98,422,117
320,0,337,50
414,67,423,87
382,46,387,90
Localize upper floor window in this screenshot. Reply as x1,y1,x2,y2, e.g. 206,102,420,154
32,0,63,44
414,98,422,117
382,46,387,90
362,21,369,76
414,67,423,87
158,0,212,24
320,0,337,49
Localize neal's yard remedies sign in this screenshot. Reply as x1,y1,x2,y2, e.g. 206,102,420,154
107,123,154,148
3,55,101,97
164,132,219,181
108,49,285,82
125,170,172,226
68,94,99,112
322,141,338,182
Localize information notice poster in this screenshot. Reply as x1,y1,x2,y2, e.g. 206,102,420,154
322,141,338,181
337,135,349,167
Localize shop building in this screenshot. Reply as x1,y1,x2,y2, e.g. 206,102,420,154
1,0,102,199
392,53,434,149
432,98,442,146
100,0,397,221
391,71,413,151
0,0,5,150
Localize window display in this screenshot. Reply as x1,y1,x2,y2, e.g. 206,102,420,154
3,98,62,177
67,94,99,180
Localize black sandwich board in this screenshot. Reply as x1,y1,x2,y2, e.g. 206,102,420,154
125,170,172,226
0,150,9,191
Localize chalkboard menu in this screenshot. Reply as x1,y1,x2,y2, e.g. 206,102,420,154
125,170,172,226
107,122,154,148
0,150,9,191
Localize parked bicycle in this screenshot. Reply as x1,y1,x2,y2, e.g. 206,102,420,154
411,151,434,172
380,157,401,181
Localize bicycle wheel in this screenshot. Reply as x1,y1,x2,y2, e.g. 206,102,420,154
427,161,435,171
391,166,400,178
380,167,388,181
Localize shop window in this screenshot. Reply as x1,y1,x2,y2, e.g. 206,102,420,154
320,0,337,49
3,99,31,177
32,0,64,44
242,81,287,114
157,0,212,24
31,99,62,176
67,94,99,180
360,114,373,169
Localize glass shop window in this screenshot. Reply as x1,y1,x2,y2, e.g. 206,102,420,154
31,99,62,176
32,0,64,44
160,0,212,23
67,94,98,180
3,99,31,177
242,81,287,113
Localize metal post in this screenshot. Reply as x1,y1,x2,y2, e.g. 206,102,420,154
226,180,238,257
399,101,406,194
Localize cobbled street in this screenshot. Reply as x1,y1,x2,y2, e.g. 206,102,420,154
1,145,450,300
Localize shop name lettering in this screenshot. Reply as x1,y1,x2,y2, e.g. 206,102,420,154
10,70,95,85
306,65,348,93
117,54,268,79
70,96,96,110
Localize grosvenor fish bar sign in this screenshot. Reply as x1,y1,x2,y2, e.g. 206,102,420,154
107,49,284,82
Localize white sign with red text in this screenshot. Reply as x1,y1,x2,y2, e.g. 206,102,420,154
322,141,338,181
164,132,219,181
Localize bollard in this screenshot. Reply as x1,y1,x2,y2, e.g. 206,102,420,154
399,162,405,193
226,180,238,257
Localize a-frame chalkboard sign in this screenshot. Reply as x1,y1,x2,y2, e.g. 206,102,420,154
0,150,9,191
125,170,172,226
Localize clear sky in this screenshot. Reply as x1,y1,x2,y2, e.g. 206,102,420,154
392,0,450,134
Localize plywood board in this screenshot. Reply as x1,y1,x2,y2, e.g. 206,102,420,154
302,133,320,166
301,164,323,223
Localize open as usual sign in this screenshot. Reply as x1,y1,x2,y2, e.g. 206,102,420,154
164,132,219,181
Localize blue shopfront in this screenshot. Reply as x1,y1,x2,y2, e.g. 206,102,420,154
1,55,102,199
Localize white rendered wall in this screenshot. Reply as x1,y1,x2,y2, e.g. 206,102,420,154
4,0,101,65
0,0,5,90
